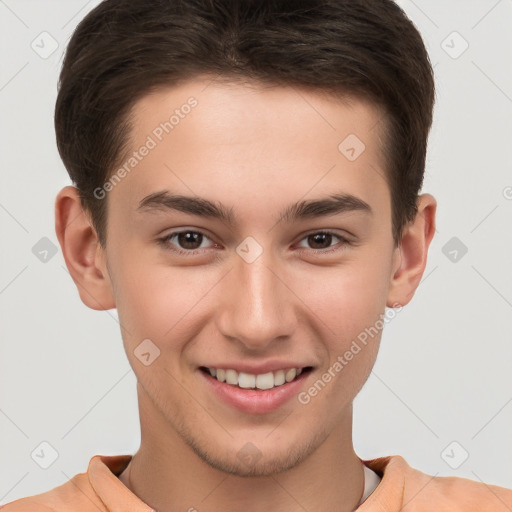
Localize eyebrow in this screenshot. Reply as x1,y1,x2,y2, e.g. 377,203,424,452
137,190,372,226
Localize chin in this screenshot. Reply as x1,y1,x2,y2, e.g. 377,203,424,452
183,425,328,477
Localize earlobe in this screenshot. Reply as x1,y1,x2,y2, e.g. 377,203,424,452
55,186,116,311
386,193,437,307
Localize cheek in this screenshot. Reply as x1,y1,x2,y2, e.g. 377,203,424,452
297,263,389,408
297,253,392,340
111,252,218,348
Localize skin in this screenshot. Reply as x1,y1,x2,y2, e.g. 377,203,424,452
55,76,436,512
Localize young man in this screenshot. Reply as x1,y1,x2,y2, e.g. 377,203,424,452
2,0,511,511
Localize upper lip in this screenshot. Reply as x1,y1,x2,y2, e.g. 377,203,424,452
200,361,313,375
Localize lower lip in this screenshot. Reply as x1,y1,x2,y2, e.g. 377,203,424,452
198,368,312,414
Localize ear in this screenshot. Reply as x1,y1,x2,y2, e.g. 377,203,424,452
386,193,437,307
55,186,115,311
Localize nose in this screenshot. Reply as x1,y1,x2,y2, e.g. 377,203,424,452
216,249,297,351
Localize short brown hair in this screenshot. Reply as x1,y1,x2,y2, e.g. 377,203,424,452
55,0,435,247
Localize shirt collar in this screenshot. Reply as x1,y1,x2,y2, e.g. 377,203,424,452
88,453,404,512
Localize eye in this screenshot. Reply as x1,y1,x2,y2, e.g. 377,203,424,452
158,229,216,255
158,229,351,257
296,230,351,253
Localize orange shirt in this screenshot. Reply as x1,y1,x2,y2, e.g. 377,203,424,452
1,453,511,511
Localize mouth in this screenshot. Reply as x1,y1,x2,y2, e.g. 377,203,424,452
199,365,314,390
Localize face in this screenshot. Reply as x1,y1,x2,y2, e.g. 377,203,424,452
101,77,401,476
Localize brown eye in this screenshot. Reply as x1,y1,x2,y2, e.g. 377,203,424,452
307,232,334,249
296,230,351,254
159,230,215,254
175,231,203,250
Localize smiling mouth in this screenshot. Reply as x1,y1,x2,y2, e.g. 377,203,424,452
199,366,313,390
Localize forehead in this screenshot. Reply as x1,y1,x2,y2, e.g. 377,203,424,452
109,77,390,225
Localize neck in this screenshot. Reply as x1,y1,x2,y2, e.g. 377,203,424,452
119,383,365,512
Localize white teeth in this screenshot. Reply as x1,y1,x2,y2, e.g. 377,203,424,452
285,368,297,382
206,366,306,389
225,369,238,385
255,372,274,390
238,372,256,389
274,369,285,386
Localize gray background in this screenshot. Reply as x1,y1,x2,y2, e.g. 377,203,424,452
1,0,511,504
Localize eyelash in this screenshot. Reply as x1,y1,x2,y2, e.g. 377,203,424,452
157,229,352,256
